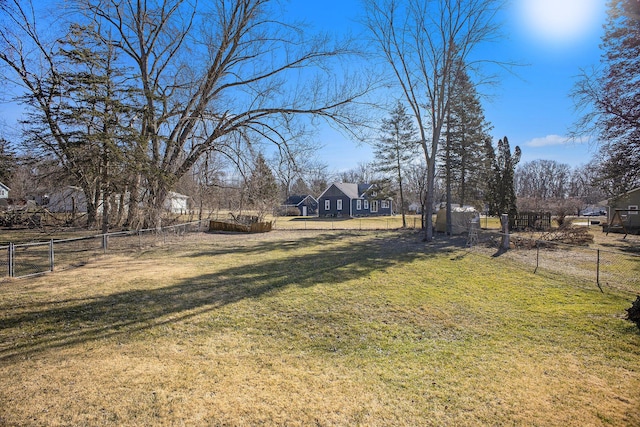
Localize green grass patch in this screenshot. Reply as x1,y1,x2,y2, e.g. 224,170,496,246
0,230,638,426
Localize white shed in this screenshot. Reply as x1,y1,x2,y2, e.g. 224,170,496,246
435,205,479,234
164,191,189,214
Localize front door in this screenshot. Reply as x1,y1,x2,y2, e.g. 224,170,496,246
371,200,378,213
302,206,307,216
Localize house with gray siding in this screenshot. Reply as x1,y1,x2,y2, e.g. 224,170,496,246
0,182,9,199
317,182,393,217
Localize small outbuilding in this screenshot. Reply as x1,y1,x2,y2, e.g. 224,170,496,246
164,191,189,214
435,205,479,234
606,187,640,234
282,194,318,216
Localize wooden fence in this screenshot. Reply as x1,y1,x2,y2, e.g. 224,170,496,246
510,212,551,231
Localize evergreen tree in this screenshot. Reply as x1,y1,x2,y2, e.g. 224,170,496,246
373,101,418,227
246,153,279,221
486,136,520,218
443,66,493,207
20,24,137,229
0,138,15,184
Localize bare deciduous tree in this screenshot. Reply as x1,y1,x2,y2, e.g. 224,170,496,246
571,0,640,194
1,0,371,228
81,0,371,227
363,0,505,241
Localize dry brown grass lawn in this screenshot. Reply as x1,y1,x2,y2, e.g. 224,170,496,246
0,229,638,426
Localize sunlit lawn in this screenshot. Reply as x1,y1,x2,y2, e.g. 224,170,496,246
0,230,638,426
271,214,502,230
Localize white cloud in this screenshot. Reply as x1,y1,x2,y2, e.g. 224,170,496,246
525,134,570,147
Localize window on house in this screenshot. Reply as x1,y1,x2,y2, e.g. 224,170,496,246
381,200,389,209
356,200,362,210
371,200,378,213
364,200,369,210
325,199,330,210
629,205,638,215
337,199,343,210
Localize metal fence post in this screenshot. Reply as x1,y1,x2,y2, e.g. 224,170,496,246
8,243,14,278
596,249,603,292
103,234,108,254
534,242,540,274
49,239,54,272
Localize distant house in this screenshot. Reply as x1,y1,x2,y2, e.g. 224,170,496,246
317,182,393,217
282,194,318,216
46,186,87,213
164,191,189,214
0,182,9,199
606,187,640,234
46,187,190,215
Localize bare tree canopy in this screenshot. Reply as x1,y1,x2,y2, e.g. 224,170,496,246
515,159,571,200
363,0,505,241
571,0,640,194
0,0,371,227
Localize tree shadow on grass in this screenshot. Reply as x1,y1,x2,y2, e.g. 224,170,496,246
0,230,466,362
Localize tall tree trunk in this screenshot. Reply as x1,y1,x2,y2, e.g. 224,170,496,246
101,146,110,234
125,173,141,228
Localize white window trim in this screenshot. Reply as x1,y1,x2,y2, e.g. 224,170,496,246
337,199,343,210
381,200,389,209
324,199,330,210
356,199,362,210
364,200,369,210
629,205,638,214
371,200,378,213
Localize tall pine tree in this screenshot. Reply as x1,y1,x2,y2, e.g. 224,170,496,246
20,24,137,229
246,153,279,221
486,136,520,218
443,66,494,207
374,101,418,227
0,138,14,184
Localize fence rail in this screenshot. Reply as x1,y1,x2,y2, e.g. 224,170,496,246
1,220,208,280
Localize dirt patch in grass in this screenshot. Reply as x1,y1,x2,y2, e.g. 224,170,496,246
1,230,639,426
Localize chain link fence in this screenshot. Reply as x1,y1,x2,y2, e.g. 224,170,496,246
470,229,640,295
1,220,208,280
3,218,638,295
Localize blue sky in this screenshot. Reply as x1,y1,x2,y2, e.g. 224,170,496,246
0,0,607,173
288,0,608,172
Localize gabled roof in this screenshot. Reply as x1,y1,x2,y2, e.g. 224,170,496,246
334,183,359,199
0,181,10,191
608,187,640,203
284,194,317,206
168,191,189,200
318,182,373,200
